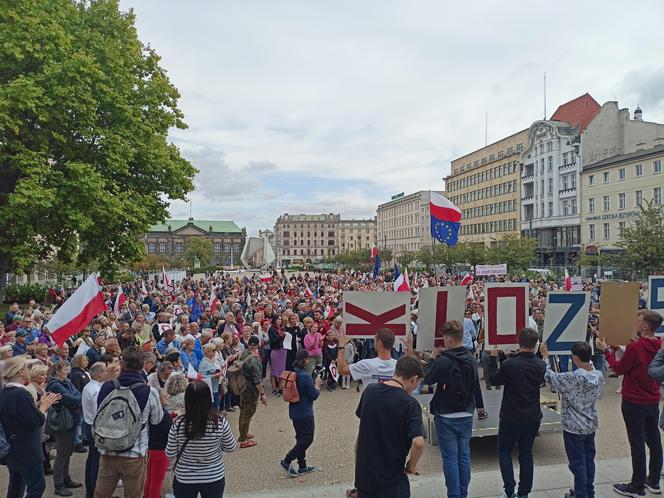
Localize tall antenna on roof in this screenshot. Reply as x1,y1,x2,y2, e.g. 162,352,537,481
543,72,547,120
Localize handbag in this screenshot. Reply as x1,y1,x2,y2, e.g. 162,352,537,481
46,405,76,434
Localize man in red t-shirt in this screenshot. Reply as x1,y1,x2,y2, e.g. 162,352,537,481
597,309,664,497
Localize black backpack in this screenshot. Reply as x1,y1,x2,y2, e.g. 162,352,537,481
440,353,475,413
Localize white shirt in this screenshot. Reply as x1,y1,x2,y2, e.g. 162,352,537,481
349,357,397,388
82,379,102,425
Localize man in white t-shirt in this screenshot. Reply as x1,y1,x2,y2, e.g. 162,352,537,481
337,328,398,387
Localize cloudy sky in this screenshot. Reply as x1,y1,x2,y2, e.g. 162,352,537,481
120,0,664,235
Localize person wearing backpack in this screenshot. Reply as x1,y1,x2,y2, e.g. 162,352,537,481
423,320,487,498
279,349,322,478
487,328,546,498
93,347,163,498
236,335,267,448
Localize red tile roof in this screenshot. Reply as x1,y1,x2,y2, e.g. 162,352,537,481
550,93,601,132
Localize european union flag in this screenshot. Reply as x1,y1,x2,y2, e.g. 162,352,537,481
431,218,460,246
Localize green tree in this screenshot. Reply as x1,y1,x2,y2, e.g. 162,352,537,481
396,251,417,269
486,234,537,272
618,200,664,276
0,0,196,291
182,238,213,269
416,247,434,268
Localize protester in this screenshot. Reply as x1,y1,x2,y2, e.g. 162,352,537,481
94,347,163,498
268,316,287,396
237,335,267,448
147,360,174,389
166,374,188,415
0,356,61,498
81,362,107,498
279,349,321,478
199,342,224,411
337,328,398,388
540,342,604,498
166,381,237,498
423,320,487,498
303,321,323,375
69,354,91,454
143,388,172,498
488,328,546,498
353,355,425,498
597,310,664,497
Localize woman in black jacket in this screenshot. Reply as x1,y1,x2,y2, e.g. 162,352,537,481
284,313,301,371
144,388,173,498
0,356,60,498
68,354,90,453
47,362,83,496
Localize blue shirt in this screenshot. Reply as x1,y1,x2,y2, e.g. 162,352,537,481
156,338,181,355
463,318,477,350
180,350,200,371
288,368,320,421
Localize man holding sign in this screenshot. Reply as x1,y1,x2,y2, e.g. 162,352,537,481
597,310,664,497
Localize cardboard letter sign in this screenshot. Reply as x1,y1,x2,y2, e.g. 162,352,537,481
416,287,466,351
599,281,640,346
648,276,664,335
485,283,528,348
543,292,591,354
343,291,410,338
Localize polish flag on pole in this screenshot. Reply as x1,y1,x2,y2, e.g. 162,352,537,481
141,281,148,297
466,287,475,301
113,286,126,315
305,285,314,298
394,269,411,292
460,273,474,286
259,274,273,283
564,268,572,292
47,273,106,347
209,288,219,312
187,363,202,381
162,267,172,290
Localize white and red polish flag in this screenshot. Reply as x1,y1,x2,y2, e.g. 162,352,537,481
209,288,219,312
113,286,126,315
141,280,148,297
162,266,172,290
48,273,106,346
394,269,411,293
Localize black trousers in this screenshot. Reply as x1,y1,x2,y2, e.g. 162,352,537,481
284,416,315,469
173,477,225,498
622,400,662,491
358,474,410,498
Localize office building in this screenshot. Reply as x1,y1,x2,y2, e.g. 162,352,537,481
274,213,340,267
338,218,377,252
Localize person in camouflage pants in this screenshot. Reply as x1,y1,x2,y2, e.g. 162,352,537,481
238,336,266,448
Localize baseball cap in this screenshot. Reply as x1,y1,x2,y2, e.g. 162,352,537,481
16,329,28,337
13,315,23,322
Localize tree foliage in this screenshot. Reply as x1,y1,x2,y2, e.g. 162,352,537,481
182,237,213,269
396,251,417,269
0,0,196,282
618,200,664,275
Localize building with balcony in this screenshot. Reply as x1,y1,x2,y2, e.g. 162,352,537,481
338,218,377,253
446,130,528,245
520,94,601,265
581,144,664,251
376,191,443,256
274,213,340,267
145,218,246,267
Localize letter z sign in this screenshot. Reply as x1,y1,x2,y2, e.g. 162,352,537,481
543,292,591,354
485,283,528,348
649,276,664,335
416,287,466,351
343,291,410,339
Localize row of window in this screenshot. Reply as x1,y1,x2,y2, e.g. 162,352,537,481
588,188,662,212
282,231,335,238
379,226,422,240
462,199,517,220
148,242,240,255
459,218,517,235
282,239,336,246
525,198,578,220
279,223,336,229
587,160,662,186
587,222,627,241
450,180,517,205
281,248,333,256
458,144,524,172
448,162,518,192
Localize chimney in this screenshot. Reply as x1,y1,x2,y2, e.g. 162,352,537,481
634,106,643,121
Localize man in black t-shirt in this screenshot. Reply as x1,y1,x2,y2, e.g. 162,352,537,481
354,355,425,498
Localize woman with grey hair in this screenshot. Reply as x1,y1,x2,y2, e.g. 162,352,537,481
199,342,224,411
165,373,188,415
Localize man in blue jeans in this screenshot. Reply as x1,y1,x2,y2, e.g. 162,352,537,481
423,320,487,498
488,328,546,498
541,341,604,498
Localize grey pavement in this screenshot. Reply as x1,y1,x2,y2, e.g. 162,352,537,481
227,456,634,497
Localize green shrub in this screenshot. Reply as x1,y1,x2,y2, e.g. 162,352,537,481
3,283,50,304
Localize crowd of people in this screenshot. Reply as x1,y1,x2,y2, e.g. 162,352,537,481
0,269,661,498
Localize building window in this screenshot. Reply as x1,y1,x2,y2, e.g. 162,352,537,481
562,200,569,215
655,187,662,205
603,195,610,211
214,243,221,253
603,223,610,240
175,242,183,254
619,192,626,210
618,168,626,180
589,224,595,241
148,242,156,253
562,175,569,190
603,171,609,183
618,221,626,237
655,160,662,174
635,164,643,177
547,156,553,171
548,178,553,194
158,242,166,253
570,198,577,214
588,175,595,186
636,190,643,207
571,174,576,189
548,202,553,217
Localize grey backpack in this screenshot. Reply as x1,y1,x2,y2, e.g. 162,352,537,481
93,381,145,452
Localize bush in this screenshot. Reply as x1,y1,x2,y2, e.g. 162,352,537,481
3,283,50,304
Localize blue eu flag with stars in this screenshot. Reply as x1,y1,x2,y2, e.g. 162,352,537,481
431,218,460,246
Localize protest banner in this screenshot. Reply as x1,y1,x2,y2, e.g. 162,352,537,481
599,281,640,345
416,287,466,351
648,276,664,335
475,263,507,276
570,276,583,292
543,291,591,354
343,291,410,338
484,283,528,348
